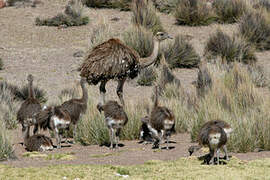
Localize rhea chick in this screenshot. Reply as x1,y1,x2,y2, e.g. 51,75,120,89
144,86,175,149
23,120,53,152
97,100,128,149
188,121,228,165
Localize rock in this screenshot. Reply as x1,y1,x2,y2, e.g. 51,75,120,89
111,17,120,22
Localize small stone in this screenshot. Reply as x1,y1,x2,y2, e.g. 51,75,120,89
73,50,84,58
111,17,120,22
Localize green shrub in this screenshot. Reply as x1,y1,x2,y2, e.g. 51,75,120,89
213,0,248,24
36,0,89,27
137,67,157,86
122,26,153,58
239,11,270,50
174,0,217,26
0,58,3,70
161,35,200,68
205,30,256,63
131,0,164,34
0,121,14,161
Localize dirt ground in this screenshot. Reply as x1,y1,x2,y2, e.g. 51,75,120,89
0,0,270,168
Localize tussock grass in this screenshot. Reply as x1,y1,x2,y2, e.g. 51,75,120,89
213,0,249,24
160,35,200,68
239,11,270,51
0,157,269,179
188,63,270,152
36,0,89,27
0,121,14,161
122,26,153,58
14,85,47,104
131,0,164,34
137,67,157,86
205,30,256,64
174,0,217,26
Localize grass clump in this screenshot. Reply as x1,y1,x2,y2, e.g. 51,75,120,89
205,30,256,64
239,11,270,51
36,0,89,27
161,35,200,68
0,121,14,161
152,0,180,13
131,0,164,34
0,58,3,70
174,0,217,26
0,82,20,129
123,26,153,58
137,67,157,86
14,85,47,104
213,0,249,24
83,0,131,10
188,63,270,152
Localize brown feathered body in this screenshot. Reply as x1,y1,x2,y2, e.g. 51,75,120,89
23,123,53,152
200,119,232,138
60,79,88,125
80,39,141,85
188,120,229,165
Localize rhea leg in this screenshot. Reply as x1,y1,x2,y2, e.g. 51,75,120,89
209,149,215,165
216,148,220,165
33,124,39,135
99,80,107,105
223,145,230,161
109,128,115,149
55,128,61,149
116,128,121,149
117,78,126,106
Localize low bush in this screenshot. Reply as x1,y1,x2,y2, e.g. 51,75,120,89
213,0,248,24
239,11,270,51
131,0,164,34
36,0,89,27
253,0,270,12
174,0,217,26
14,85,47,104
137,67,157,86
205,30,256,64
160,35,200,68
152,0,180,13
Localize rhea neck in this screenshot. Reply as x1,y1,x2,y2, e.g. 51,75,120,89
28,80,35,99
81,81,88,103
23,126,30,143
140,37,160,68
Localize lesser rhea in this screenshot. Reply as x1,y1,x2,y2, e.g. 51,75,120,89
188,120,230,165
97,100,128,149
144,86,175,149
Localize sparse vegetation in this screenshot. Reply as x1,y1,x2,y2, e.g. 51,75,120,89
36,0,89,27
174,0,217,26
152,0,180,13
205,30,256,64
131,0,164,34
137,67,157,86
213,0,249,24
160,35,200,68
14,85,47,104
123,26,153,58
239,11,270,51
253,0,270,11
0,58,3,70
0,121,14,160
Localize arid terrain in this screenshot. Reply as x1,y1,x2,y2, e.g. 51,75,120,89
0,0,270,179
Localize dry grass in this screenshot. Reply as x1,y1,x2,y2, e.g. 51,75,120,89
131,0,164,34
0,121,14,161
